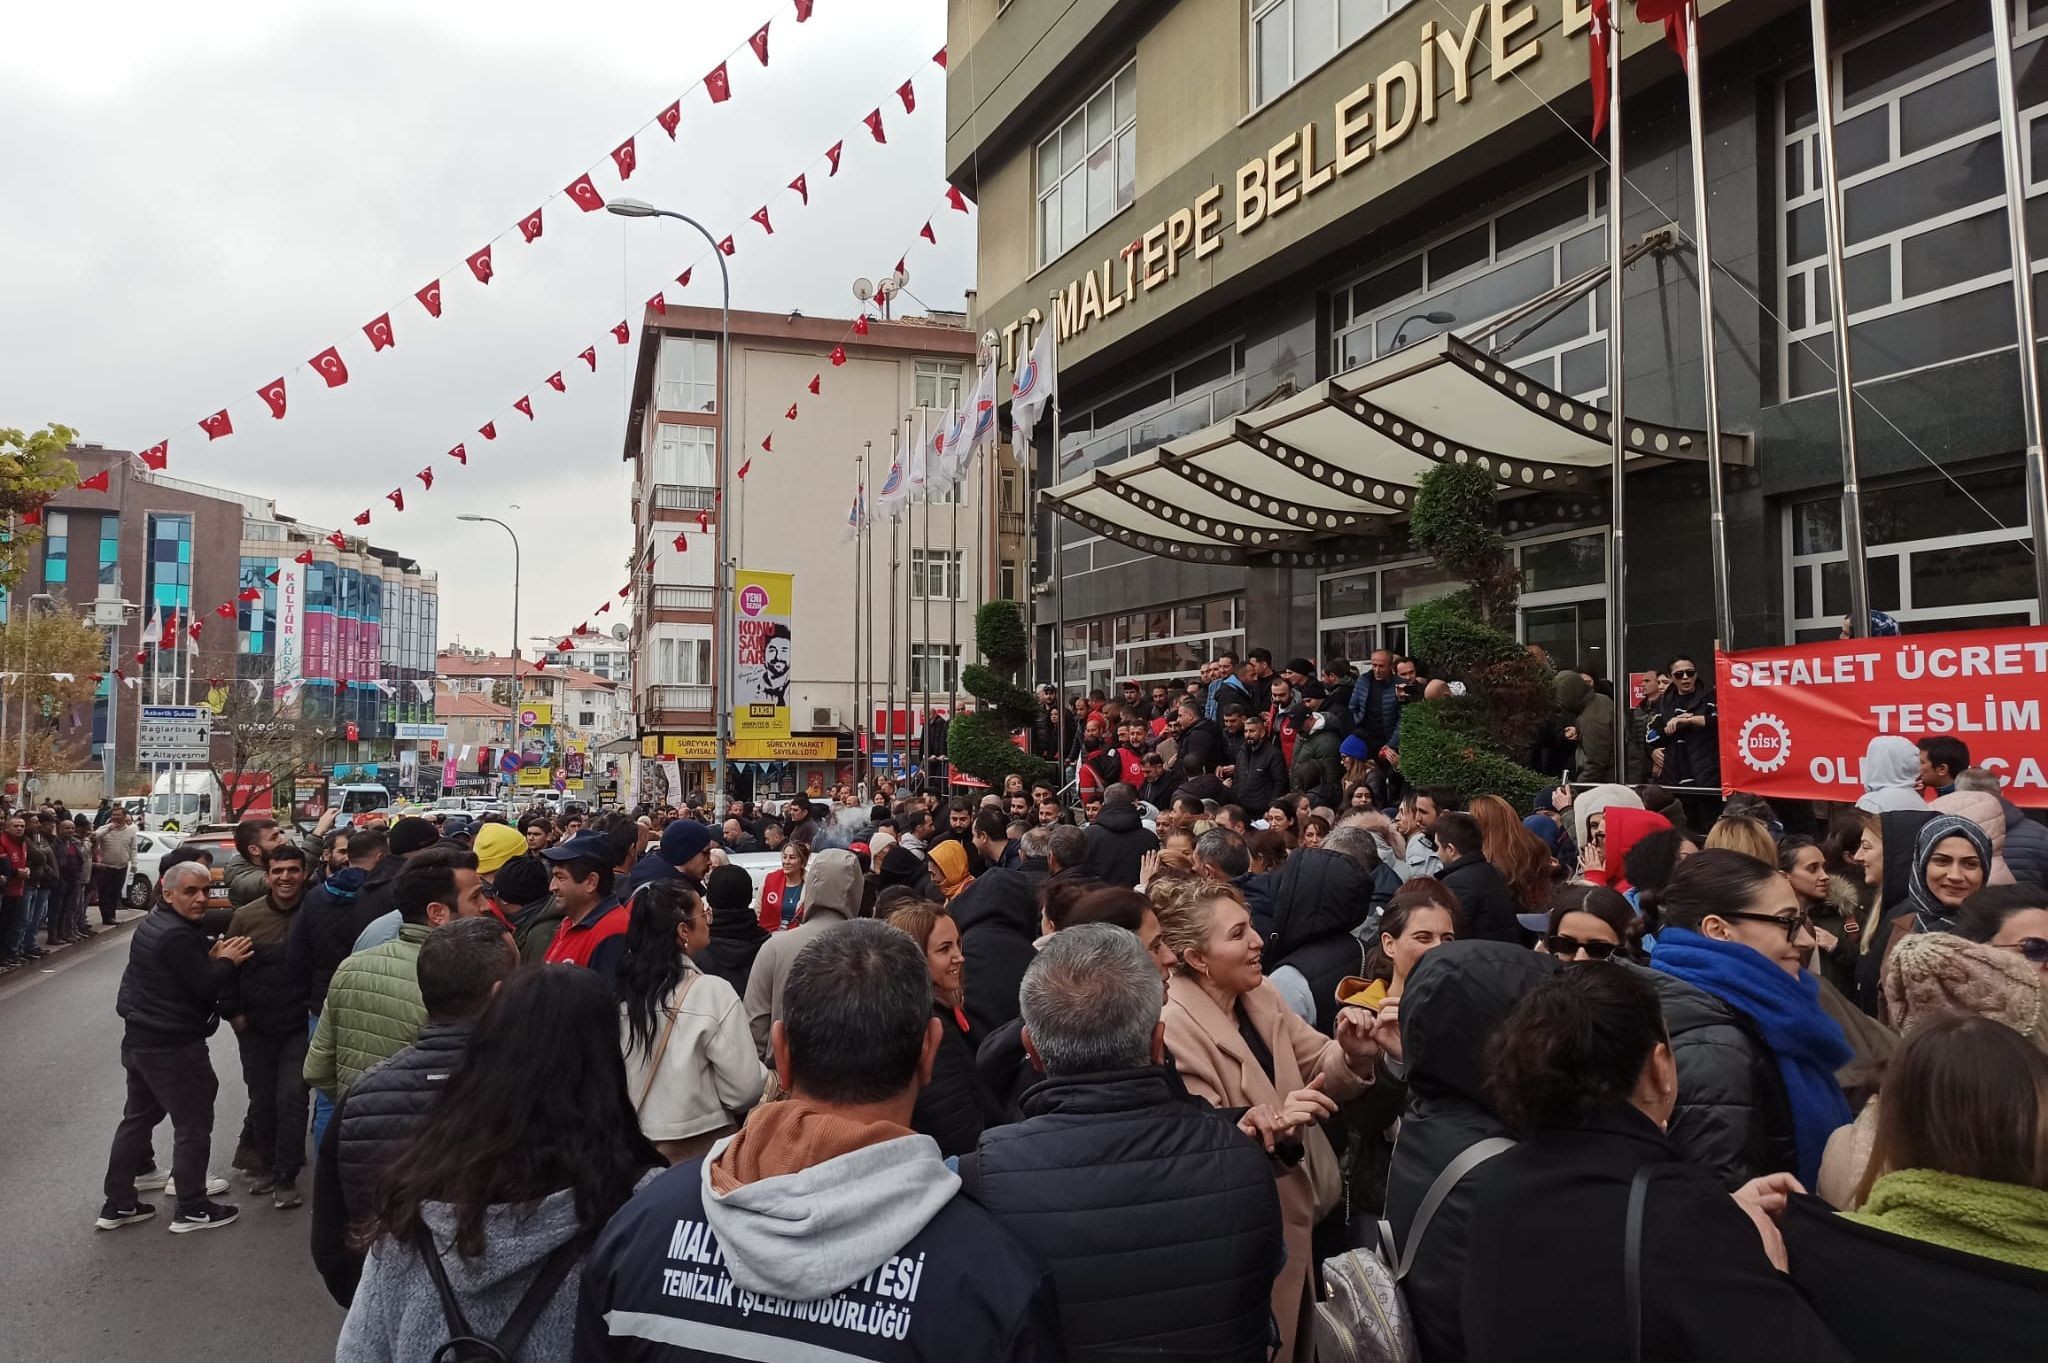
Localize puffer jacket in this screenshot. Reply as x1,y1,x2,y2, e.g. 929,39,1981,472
1227,734,1290,816
1078,800,1158,888
305,925,429,1099
1437,852,1523,944
219,893,309,1035
223,851,269,909
910,1004,994,1159
1293,717,1346,797
335,1024,472,1219
1636,963,1796,1190
1553,671,1617,782
1385,942,1560,1363
951,856,1051,1037
964,1066,1285,1362
1998,799,2048,887
1259,848,1372,1033
288,864,373,1012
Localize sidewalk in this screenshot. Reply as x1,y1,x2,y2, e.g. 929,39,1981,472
0,906,147,981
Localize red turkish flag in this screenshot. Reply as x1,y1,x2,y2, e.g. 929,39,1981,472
749,22,770,65
897,80,916,114
795,0,814,18
112,668,124,682
556,637,574,652
696,510,710,533
162,612,181,647
863,109,886,143
76,468,111,492
417,280,443,317
737,458,753,479
139,441,170,470
566,173,605,212
657,100,682,139
947,185,969,212
364,313,395,351
417,466,435,489
266,570,281,584
830,345,847,367
612,321,631,344
135,651,148,665
448,444,468,465
546,372,566,393
327,531,348,550
311,346,349,388
259,378,288,420
532,658,548,671
785,403,798,420
19,507,38,527
467,245,494,284
934,46,947,68
673,532,689,552
894,256,907,276
717,236,735,256
677,268,692,288
386,488,405,512
1589,0,1612,140
598,602,611,615
574,622,590,636
354,509,372,526
751,206,773,234
790,173,809,205
824,141,843,176
518,207,544,243
238,586,263,603
808,374,821,394
618,583,631,598
920,221,936,244
214,604,234,620
1635,0,1690,63
513,395,534,420
579,346,597,371
479,421,497,440
704,62,731,103
612,138,637,180
648,292,666,315
852,315,869,335
295,548,315,565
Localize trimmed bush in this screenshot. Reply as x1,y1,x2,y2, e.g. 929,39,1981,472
949,600,1057,789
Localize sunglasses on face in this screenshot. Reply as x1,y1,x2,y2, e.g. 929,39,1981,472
1548,935,1620,960
1995,937,2048,965
1670,668,1697,679
1719,909,1813,942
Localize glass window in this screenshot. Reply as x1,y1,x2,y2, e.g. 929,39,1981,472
1037,62,1137,267
42,511,68,585
909,644,961,693
915,360,964,411
1319,570,1376,618
1381,563,1461,610
656,337,717,413
1253,0,1409,107
910,550,963,600
1519,534,1606,593
652,424,715,486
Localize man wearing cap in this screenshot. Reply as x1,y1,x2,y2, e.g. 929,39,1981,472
623,818,714,897
540,829,632,980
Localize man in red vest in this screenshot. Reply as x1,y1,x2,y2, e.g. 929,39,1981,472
539,830,629,980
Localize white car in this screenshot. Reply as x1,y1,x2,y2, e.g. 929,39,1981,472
723,850,785,917
124,830,186,909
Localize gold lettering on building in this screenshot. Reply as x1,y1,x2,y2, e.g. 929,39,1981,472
1491,0,1540,79
1192,186,1224,259
1438,5,1486,104
1300,121,1334,195
1375,61,1419,153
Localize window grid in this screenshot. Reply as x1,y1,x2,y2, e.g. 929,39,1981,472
98,517,118,588
1251,0,1403,109
657,337,718,413
908,643,961,694
915,360,965,411
146,513,192,618
42,511,69,585
910,549,964,600
1037,62,1137,269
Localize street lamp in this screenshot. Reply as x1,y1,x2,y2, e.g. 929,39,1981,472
457,514,522,670
1389,310,1458,350
608,195,735,818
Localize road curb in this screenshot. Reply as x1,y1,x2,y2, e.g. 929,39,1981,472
0,910,146,995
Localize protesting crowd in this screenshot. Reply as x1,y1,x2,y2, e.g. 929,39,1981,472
83,641,2048,1361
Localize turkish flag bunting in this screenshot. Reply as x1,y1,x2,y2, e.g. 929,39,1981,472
354,509,372,526
1589,0,1612,140
657,100,682,139
696,510,710,533
312,346,349,388
749,22,771,65
190,624,205,640
618,583,631,598
260,379,288,419
790,173,809,204
897,80,916,114
467,245,494,284
417,280,444,317
824,141,844,176
214,603,234,620
417,466,435,489
612,138,637,180
268,569,282,584
566,173,605,212
894,256,907,277
751,206,773,234
1635,0,1690,63
556,637,573,652
239,587,263,603
546,371,566,392
533,658,548,671
920,221,936,244
598,602,611,614
808,374,821,394
574,622,590,636
519,208,544,242
514,396,535,420
785,403,798,420
863,109,886,143
162,613,181,648
113,668,125,682
934,46,947,68
673,532,689,552
580,346,597,371
140,442,170,470
648,292,666,315
612,321,631,344
76,468,111,492
852,315,869,335
387,488,406,512
20,507,38,527
947,185,970,212
737,458,753,479
296,548,315,564
717,236,736,256
480,420,498,440
677,268,692,288
327,532,348,550
795,0,814,18
705,62,731,102
135,651,148,666
830,345,847,367
364,313,396,351
448,444,468,465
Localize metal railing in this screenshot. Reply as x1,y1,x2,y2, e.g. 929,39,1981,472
652,585,714,611
650,484,719,512
646,684,713,711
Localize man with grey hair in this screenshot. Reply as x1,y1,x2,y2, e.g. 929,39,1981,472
962,924,1284,1361
951,822,1055,1035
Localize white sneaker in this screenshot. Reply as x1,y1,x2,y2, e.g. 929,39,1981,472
133,1170,169,1192
161,1174,230,1198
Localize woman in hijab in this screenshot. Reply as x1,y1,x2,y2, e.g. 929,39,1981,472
1931,790,2015,886
927,838,974,904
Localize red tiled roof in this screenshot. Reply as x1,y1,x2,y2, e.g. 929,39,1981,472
435,688,513,719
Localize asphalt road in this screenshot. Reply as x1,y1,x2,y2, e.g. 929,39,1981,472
0,921,344,1361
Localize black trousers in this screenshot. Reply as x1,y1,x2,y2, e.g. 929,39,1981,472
104,1041,217,1212
236,1027,310,1181
93,866,126,924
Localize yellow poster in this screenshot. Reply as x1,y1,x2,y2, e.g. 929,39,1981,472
517,702,553,729
732,569,793,742
515,766,551,787
652,735,835,760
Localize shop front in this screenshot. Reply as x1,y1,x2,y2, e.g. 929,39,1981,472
636,733,854,807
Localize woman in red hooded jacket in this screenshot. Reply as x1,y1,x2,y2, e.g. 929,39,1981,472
1580,806,1674,893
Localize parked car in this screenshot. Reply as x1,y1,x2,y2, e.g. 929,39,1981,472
726,850,783,917
123,830,186,909
164,826,240,919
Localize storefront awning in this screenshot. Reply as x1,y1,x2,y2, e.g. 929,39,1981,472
1042,331,1751,567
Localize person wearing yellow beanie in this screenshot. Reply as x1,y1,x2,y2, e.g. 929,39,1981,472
472,822,529,880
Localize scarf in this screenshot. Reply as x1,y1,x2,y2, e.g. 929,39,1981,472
1846,1169,2048,1273
708,1097,912,1195
1652,927,1852,1187
1906,814,1993,935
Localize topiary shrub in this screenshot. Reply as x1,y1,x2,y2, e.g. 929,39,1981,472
948,600,1057,789
1410,462,1521,629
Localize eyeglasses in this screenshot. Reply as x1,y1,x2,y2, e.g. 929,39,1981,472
1717,909,1814,942
1993,937,2048,965
1547,935,1621,960
1670,668,1697,679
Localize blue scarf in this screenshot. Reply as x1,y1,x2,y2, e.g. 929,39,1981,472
1651,927,1852,1187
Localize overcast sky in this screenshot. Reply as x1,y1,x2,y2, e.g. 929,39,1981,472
0,0,971,655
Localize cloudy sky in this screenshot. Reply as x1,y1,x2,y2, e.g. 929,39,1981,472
0,0,972,654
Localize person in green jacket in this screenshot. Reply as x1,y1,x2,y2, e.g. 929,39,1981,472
1845,1012,2048,1273
1553,669,1617,784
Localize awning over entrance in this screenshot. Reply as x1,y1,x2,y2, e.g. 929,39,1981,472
1042,332,1751,567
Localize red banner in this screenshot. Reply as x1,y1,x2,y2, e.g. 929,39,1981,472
1716,625,2048,807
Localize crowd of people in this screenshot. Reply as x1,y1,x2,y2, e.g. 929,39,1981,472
80,641,2048,1361
0,798,164,967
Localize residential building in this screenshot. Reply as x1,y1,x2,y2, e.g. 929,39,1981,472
621,306,987,799
948,0,2045,690
434,648,618,801
533,632,632,684
433,687,514,794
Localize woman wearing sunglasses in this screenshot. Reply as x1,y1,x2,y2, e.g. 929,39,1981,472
1956,883,2048,979
1645,850,1853,1190
1538,883,1640,963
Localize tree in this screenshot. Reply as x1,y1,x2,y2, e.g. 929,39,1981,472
0,425,82,591
195,653,331,822
949,600,1057,789
1,605,111,791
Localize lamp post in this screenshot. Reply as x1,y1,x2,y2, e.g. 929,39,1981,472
1389,310,1458,352
608,196,734,818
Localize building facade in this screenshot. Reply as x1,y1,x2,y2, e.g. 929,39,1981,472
621,306,997,799
948,0,2046,688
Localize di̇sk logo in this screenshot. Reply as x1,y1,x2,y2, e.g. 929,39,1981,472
1738,713,1792,774
739,584,770,618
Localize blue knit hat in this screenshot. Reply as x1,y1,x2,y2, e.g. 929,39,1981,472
658,818,713,867
1339,733,1372,762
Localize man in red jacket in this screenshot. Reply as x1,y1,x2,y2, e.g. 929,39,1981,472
539,830,630,980
0,813,32,963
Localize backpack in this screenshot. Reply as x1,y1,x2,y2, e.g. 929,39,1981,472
1311,1137,1513,1363
415,1225,577,1363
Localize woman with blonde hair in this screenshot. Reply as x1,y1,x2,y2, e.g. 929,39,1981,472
884,899,994,1157
1705,814,1779,867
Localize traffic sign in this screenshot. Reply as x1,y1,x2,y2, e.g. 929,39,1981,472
136,705,213,763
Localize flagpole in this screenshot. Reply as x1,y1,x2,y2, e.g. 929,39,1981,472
1047,291,1069,797
854,443,867,794
1681,1,1735,651
1986,0,2048,616
919,410,935,791
1604,6,1631,774
885,428,900,783
947,449,962,778
1807,0,1872,638
905,410,919,792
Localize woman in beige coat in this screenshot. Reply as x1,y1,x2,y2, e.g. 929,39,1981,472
1152,876,1381,1361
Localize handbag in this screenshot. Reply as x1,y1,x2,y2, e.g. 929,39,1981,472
633,973,696,1114
415,1225,578,1363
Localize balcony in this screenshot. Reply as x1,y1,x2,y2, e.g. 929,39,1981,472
647,684,714,711
998,511,1027,537
652,585,714,612
650,484,718,512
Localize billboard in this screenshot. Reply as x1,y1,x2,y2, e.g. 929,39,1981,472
732,569,793,742
274,556,304,710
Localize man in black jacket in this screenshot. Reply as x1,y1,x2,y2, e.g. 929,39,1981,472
285,827,389,1150
966,924,1282,1362
951,825,1054,1035
97,862,253,1233
1171,697,1227,781
310,916,513,1306
220,845,313,1208
1434,811,1523,943
1226,708,1289,818
1079,784,1158,889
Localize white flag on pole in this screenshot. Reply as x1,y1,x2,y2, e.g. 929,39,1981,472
938,399,971,485
965,359,998,464
1010,320,1057,467
876,429,911,518
142,603,161,648
907,410,931,494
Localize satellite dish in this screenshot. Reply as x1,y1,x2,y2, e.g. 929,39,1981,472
889,262,909,288
852,277,875,302
877,274,903,301
610,622,629,642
